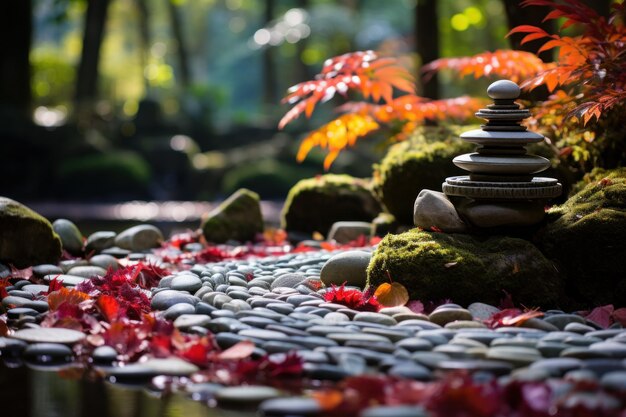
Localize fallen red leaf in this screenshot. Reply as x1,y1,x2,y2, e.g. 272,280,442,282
96,295,121,322
218,340,255,361
48,287,90,311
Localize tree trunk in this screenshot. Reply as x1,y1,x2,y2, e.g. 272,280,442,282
167,0,191,89
415,0,439,99
136,0,151,92
0,0,32,119
502,0,553,62
262,0,277,106
75,0,111,105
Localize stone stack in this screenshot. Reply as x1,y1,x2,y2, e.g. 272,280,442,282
442,80,562,227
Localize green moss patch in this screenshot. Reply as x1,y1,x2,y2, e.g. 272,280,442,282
367,229,563,308
372,126,475,225
0,197,62,267
281,174,381,236
538,170,626,306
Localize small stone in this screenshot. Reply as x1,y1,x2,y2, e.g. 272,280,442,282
170,275,202,293
320,250,371,287
413,190,468,233
216,386,282,406
67,265,107,278
23,343,73,364
163,303,196,320
92,345,118,364
7,308,39,320
32,264,63,277
436,359,513,376
303,363,351,381
589,341,626,358
360,405,428,417
388,362,432,381
174,314,211,330
100,247,131,258
445,320,487,329
85,231,117,252
467,303,501,321
142,357,199,376
43,274,87,287
487,79,520,100
271,273,308,290
327,221,373,244
543,314,586,330
486,346,543,367
353,312,397,326
151,290,199,310
601,371,626,392
52,219,84,255
326,333,391,344
88,254,119,271
114,224,163,251
428,308,473,326
258,397,322,417
238,329,289,341
11,327,85,344
530,358,582,377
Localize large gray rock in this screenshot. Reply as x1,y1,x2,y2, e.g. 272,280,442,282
201,188,264,243
52,219,84,255
320,250,371,287
0,197,62,268
115,224,163,251
327,221,373,244
413,190,468,233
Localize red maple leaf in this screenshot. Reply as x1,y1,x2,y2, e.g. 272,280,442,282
324,283,382,312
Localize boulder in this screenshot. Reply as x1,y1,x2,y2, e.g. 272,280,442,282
367,229,563,308
0,197,62,268
537,170,626,306
281,174,381,236
413,190,468,232
372,126,474,225
202,188,263,243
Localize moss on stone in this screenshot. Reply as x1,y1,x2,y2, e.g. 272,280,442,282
568,166,626,197
372,126,475,225
0,197,62,267
367,229,563,308
538,170,626,306
201,188,264,243
281,174,381,235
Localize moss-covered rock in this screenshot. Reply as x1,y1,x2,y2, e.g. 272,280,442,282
202,188,264,243
0,197,62,267
372,126,475,225
281,174,381,236
568,167,626,197
367,229,563,308
537,169,626,306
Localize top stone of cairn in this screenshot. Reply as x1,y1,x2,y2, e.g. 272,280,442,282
486,80,521,100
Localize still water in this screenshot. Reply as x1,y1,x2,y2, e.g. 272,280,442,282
0,364,255,417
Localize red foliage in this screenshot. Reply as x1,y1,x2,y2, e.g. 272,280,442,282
484,308,544,329
0,278,10,299
426,372,502,417
47,287,91,311
324,284,381,312
580,304,626,329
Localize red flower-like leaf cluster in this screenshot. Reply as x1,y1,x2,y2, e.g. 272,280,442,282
324,284,381,312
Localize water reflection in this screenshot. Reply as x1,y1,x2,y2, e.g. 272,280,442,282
0,364,254,417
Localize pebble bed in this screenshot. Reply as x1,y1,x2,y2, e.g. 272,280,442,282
2,243,626,416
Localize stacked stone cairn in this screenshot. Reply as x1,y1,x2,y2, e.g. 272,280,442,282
444,80,562,227
415,79,562,230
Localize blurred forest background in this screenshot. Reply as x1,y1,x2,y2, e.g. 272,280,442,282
0,0,611,205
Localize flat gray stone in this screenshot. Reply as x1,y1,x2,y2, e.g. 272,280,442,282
151,290,199,310
216,386,282,405
12,328,85,344
327,221,373,244
354,312,397,326
429,308,473,326
114,224,163,251
66,265,107,278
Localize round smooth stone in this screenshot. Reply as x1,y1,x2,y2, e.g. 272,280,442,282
589,341,626,358
7,308,39,320
445,320,487,330
303,363,350,381
361,405,428,417
286,295,320,306
326,333,391,344
564,322,596,334
43,274,87,287
395,338,434,353
543,314,586,330
23,343,73,364
174,314,211,330
487,79,520,99
23,300,49,313
388,362,432,381
142,357,199,376
519,318,559,332
320,250,371,287
52,219,84,254
66,266,107,278
362,328,410,342
530,358,583,376
163,303,196,320
467,303,501,321
238,329,289,341
21,284,49,296
170,275,202,293
561,347,610,359
100,247,131,258
265,324,310,337
262,341,304,354
582,359,626,376
151,290,198,310
106,363,158,382
270,273,308,290
92,345,118,364
429,308,473,326
11,328,85,344
216,386,282,406
601,371,626,392
307,325,356,336
32,264,63,277
114,224,163,251
353,312,397,326
258,397,322,417
85,231,117,252
437,359,513,376
486,346,542,367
